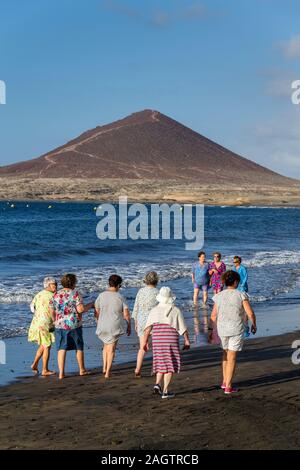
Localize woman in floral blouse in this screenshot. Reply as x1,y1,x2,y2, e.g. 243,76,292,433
132,271,159,377
50,273,94,379
28,276,57,376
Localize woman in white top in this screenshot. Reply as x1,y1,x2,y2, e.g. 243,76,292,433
143,287,190,399
210,270,257,395
132,271,159,377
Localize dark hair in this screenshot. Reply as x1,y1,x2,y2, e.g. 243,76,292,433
61,273,77,289
109,274,123,288
197,251,206,258
222,270,240,287
234,256,242,263
213,252,221,259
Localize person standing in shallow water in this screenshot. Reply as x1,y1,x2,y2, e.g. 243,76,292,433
95,274,131,379
50,274,94,379
28,276,57,376
232,256,248,293
209,252,226,294
209,270,257,395
132,271,159,377
192,251,210,306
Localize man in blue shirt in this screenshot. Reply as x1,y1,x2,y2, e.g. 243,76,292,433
233,255,250,337
232,256,248,292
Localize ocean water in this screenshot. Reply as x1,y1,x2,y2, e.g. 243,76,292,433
1,201,300,341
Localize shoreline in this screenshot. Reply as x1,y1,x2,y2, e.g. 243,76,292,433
1,301,300,388
0,329,300,449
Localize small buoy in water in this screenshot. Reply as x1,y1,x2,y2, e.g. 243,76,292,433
10,204,15,208
26,204,29,208
48,205,52,209
93,207,97,211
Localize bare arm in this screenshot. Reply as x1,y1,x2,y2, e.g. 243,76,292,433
210,303,218,326
123,307,131,336
183,330,190,349
49,306,55,322
243,300,257,334
76,301,94,315
94,307,100,321
143,325,152,351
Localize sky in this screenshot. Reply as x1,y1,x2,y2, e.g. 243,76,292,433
1,0,300,178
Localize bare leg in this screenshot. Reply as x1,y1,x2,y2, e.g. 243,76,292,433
42,346,55,376
222,350,228,385
102,345,107,374
163,373,173,393
31,345,44,373
76,350,89,375
105,342,117,378
202,290,208,305
156,372,163,386
225,350,238,388
193,288,200,304
135,336,146,376
57,349,67,379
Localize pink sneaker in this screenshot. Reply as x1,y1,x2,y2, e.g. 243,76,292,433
224,387,238,394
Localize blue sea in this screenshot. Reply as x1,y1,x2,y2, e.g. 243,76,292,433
1,201,300,341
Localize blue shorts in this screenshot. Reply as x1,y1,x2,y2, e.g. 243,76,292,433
194,283,209,291
55,326,84,351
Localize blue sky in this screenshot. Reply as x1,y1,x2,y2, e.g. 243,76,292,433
1,0,300,177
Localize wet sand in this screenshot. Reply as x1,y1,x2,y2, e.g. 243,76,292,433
0,330,300,450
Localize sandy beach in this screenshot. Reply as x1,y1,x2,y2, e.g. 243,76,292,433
0,329,300,450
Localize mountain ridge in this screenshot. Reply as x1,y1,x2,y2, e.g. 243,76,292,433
0,109,296,184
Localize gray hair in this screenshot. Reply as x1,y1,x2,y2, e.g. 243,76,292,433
143,271,159,286
43,276,56,289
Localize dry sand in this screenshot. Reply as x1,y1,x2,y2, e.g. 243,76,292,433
1,177,300,206
0,331,300,450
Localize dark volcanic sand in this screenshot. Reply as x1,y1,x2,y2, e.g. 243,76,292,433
0,331,300,450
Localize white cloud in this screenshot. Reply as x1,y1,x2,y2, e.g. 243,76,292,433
279,35,300,59
102,1,223,28
242,108,300,178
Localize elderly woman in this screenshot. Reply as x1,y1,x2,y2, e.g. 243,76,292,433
209,252,226,294
50,273,94,379
209,270,257,395
28,276,57,376
132,271,159,377
143,287,190,399
95,274,131,379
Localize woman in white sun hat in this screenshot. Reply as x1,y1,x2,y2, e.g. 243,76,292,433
143,287,190,399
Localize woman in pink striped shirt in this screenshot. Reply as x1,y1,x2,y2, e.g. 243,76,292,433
143,287,190,399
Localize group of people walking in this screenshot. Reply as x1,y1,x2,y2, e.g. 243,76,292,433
28,251,256,398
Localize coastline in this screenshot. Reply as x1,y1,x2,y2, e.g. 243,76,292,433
1,177,300,206
0,329,300,450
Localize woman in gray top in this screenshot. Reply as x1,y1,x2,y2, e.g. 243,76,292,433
132,271,159,377
95,274,131,379
210,270,257,395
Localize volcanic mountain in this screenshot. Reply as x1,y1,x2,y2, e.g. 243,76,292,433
0,109,295,184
